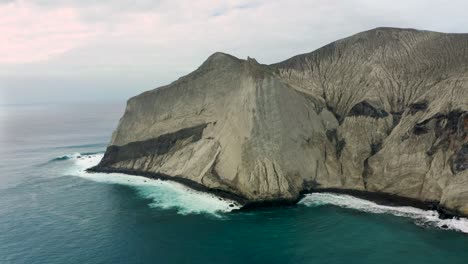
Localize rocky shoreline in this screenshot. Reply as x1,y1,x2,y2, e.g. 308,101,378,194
87,166,462,219
87,166,249,206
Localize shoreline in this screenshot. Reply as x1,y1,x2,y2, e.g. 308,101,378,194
307,188,458,219
87,166,249,205
86,166,462,219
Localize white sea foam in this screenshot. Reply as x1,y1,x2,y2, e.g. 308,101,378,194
300,193,468,233
62,153,468,232
65,153,240,217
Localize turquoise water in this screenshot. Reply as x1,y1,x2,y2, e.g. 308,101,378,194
1,103,468,264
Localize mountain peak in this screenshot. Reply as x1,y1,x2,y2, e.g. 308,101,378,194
205,52,240,63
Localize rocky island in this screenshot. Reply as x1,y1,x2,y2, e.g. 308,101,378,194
90,27,468,217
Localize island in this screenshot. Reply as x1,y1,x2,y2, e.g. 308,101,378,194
89,27,468,218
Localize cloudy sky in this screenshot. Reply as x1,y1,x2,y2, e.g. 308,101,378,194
1,0,468,104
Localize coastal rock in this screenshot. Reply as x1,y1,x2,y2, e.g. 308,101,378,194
91,27,468,216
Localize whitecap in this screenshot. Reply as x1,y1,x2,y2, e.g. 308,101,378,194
50,152,82,162
299,192,468,233
64,153,240,217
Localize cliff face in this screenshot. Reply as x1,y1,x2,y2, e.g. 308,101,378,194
92,28,468,216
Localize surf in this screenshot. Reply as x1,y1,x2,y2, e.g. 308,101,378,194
299,193,468,234
54,152,468,233
63,153,240,217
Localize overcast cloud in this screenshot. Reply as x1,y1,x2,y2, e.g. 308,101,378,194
1,0,468,104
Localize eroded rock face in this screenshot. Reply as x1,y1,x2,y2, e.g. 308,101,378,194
92,27,468,216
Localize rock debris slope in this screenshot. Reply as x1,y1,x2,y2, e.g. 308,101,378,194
91,28,468,216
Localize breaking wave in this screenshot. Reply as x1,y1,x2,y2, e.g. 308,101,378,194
63,153,240,217
299,193,468,234
54,152,468,232
49,152,102,162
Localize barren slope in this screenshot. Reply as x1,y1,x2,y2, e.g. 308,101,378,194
92,28,468,216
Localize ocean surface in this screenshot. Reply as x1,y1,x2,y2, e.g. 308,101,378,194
1,102,468,264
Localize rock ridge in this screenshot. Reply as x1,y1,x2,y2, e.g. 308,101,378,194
91,27,468,217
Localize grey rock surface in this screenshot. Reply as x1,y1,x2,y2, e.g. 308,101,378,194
93,27,468,216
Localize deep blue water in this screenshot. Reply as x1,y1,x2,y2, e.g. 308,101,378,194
1,102,468,264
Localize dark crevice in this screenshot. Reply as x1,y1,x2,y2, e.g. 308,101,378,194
362,157,371,190
326,105,342,123
410,110,467,173
454,144,468,173
409,101,428,115
302,179,320,190
426,144,438,156
413,124,429,135
391,111,403,128
415,110,466,137
326,129,337,142
326,128,345,159
370,142,382,155
362,142,382,190
348,101,389,119
412,110,466,138
336,139,346,159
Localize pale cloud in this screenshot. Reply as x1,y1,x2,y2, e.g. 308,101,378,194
0,0,102,63
1,0,468,103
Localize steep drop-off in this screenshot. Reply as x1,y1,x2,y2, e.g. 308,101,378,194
91,28,468,216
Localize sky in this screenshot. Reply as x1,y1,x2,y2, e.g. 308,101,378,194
1,0,468,104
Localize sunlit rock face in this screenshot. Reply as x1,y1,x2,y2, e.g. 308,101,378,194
92,27,468,216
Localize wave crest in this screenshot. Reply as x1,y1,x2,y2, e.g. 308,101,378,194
300,193,468,234
49,152,103,162
65,153,240,217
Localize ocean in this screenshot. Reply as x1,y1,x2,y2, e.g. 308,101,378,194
1,102,468,264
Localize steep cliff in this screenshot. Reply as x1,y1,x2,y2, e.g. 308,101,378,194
91,28,468,216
